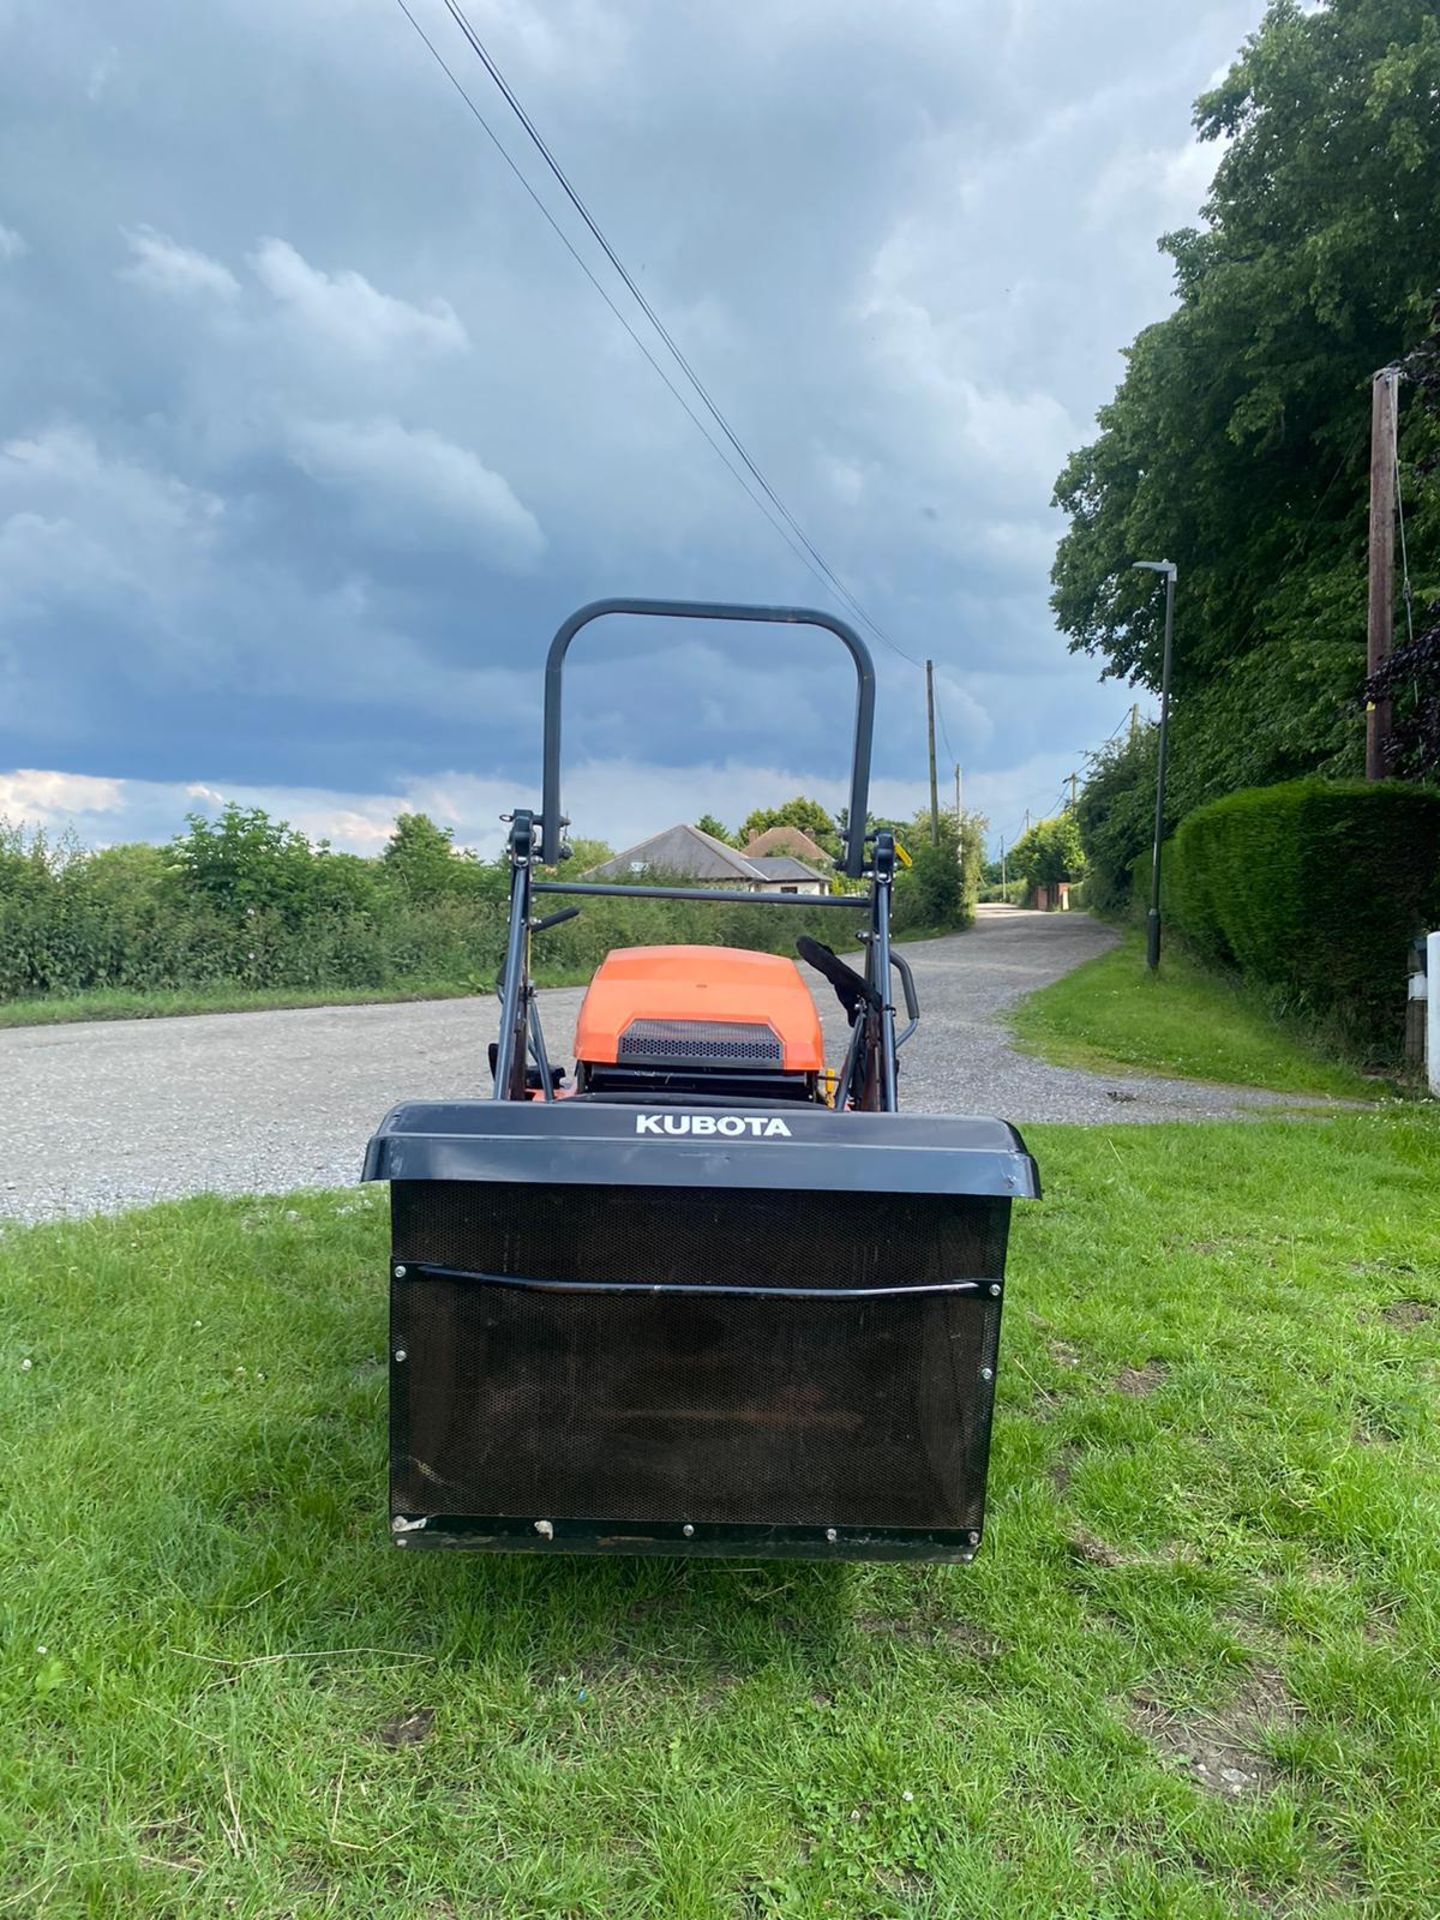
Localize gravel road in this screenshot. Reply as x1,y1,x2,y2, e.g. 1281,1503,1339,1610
0,906,1295,1225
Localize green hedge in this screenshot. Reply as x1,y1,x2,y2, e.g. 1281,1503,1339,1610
0,855,968,1007
1166,779,1440,1045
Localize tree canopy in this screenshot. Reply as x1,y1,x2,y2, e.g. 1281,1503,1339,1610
1074,727,1160,916
1009,815,1085,892
1052,0,1440,817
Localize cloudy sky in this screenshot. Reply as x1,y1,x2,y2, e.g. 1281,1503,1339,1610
0,0,1262,859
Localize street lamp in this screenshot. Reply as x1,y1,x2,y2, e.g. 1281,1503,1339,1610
1133,559,1177,971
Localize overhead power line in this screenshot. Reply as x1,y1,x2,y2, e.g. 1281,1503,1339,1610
932,683,957,767
399,0,923,671
390,0,827,593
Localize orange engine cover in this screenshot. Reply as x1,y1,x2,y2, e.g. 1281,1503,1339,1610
574,945,824,1073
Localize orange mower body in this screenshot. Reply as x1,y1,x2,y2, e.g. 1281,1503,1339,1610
574,945,825,1076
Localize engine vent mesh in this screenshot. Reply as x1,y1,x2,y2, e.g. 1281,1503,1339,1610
617,1018,783,1067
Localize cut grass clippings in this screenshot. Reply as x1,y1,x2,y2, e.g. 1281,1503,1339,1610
2,1111,1438,1916
1009,929,1384,1101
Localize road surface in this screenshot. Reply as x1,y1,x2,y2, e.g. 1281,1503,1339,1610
0,907,1291,1224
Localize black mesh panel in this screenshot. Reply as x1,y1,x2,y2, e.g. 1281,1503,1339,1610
391,1276,998,1529
617,1018,782,1067
391,1181,1009,1292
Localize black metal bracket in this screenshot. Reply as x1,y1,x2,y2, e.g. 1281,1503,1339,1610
389,1515,983,1563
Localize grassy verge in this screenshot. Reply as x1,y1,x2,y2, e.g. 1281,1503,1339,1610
3,1112,1438,1916
1009,930,1383,1100
0,927,967,1031
0,982,483,1029
0,975,600,1030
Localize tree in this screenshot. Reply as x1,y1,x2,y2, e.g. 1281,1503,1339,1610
171,806,317,923
893,811,967,932
1074,727,1162,916
563,836,615,875
0,819,67,902
1051,0,1440,817
382,812,470,899
1010,815,1085,892
693,813,733,845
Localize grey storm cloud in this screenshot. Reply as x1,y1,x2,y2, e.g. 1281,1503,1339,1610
0,0,1263,852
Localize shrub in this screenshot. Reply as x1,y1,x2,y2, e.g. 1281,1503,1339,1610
1167,779,1440,1046
891,812,977,935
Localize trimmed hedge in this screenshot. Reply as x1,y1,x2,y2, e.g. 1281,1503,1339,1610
1166,779,1440,1046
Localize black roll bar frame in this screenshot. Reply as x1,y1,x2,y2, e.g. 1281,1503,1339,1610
494,599,905,1111
542,599,876,878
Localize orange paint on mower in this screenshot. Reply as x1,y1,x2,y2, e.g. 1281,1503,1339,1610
574,944,824,1072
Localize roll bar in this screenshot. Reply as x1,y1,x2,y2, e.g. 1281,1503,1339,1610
541,599,876,879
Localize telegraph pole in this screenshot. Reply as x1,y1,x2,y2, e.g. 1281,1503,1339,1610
1068,771,1078,810
1133,559,1178,970
925,660,939,843
954,764,963,868
1366,366,1399,780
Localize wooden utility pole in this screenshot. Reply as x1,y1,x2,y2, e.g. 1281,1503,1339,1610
925,659,939,843
1129,703,1140,743
1068,770,1079,810
1366,366,1399,780
954,763,963,869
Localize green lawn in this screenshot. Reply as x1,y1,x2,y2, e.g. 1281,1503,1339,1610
3,1113,1438,1916
1010,931,1383,1100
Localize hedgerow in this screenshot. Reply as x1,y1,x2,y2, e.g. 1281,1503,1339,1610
0,803,973,1008
1166,779,1440,1045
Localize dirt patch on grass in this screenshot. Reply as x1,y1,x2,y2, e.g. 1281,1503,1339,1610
1048,1340,1083,1371
1131,1666,1297,1797
1380,1299,1435,1327
137,1816,204,1876
371,1707,435,1748
1068,1527,1130,1570
855,1612,1003,1659
1114,1361,1168,1396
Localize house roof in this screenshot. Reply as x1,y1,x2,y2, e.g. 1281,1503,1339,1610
583,824,832,890
746,855,828,883
742,824,833,864
583,822,760,883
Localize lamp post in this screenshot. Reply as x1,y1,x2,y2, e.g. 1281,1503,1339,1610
1133,559,1177,971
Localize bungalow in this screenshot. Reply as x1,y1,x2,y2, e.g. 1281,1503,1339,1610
583,822,832,896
